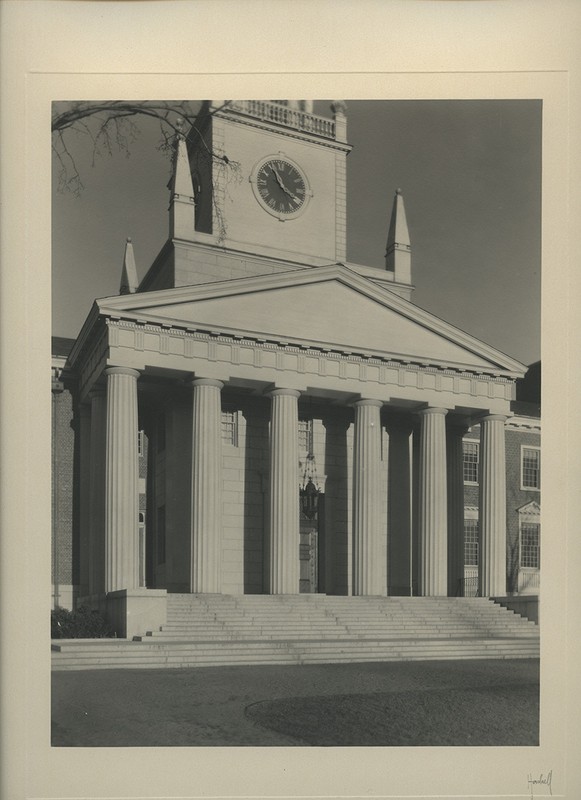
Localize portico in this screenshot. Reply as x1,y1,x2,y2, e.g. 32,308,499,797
66,263,522,640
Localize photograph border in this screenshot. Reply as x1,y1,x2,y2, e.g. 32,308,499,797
1,2,580,799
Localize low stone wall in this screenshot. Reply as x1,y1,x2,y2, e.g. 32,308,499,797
492,595,539,624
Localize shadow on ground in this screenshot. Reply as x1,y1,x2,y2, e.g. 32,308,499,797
245,684,538,746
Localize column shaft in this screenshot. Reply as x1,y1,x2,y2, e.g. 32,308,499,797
78,403,92,597
478,415,507,596
447,423,468,596
418,407,448,596
268,389,300,594
190,379,223,593
352,399,383,595
386,415,414,595
104,367,140,593
88,389,106,595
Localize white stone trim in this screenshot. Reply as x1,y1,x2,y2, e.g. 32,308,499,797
463,505,479,519
517,500,541,517
520,444,541,491
107,318,517,387
95,264,527,376
506,414,541,432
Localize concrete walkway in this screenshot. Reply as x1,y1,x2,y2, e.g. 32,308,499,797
51,657,539,747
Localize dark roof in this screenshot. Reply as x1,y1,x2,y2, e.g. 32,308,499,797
516,360,541,405
510,399,540,419
51,336,76,358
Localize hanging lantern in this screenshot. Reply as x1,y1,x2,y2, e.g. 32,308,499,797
300,452,321,520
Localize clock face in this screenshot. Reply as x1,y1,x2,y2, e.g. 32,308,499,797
254,158,309,218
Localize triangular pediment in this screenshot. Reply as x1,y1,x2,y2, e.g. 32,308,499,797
517,501,541,516
96,265,525,376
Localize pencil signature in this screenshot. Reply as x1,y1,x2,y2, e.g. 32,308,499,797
527,770,552,798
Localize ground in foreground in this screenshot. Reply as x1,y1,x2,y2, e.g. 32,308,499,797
51,657,539,747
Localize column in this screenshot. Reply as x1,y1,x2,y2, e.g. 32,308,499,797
352,399,383,595
104,367,140,593
447,421,468,597
78,403,92,597
417,407,448,596
88,388,106,595
190,378,224,593
322,412,351,595
478,415,508,597
386,414,414,595
267,388,300,594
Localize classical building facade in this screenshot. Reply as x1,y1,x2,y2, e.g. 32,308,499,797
52,101,540,637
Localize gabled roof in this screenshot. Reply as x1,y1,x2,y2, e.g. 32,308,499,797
73,264,526,377
52,336,76,358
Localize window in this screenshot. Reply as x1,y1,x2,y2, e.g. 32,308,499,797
221,410,238,446
520,522,540,569
521,447,540,490
298,419,313,453
462,441,479,484
464,518,479,566
137,430,145,457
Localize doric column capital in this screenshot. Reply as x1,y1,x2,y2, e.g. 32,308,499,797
481,413,508,424
353,398,383,409
265,387,301,400
189,377,224,391
322,409,352,433
384,411,415,435
104,366,141,380
417,406,448,418
446,418,470,437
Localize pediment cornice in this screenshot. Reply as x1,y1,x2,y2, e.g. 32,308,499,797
517,501,541,516
95,265,527,378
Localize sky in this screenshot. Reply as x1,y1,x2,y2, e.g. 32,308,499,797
52,100,541,365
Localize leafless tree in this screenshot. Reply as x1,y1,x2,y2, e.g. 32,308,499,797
52,100,232,195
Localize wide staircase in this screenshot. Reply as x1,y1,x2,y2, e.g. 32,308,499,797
51,594,539,671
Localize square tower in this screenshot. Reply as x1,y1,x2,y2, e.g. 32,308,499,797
188,101,352,266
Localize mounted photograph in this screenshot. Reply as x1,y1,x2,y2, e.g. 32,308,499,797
50,99,541,747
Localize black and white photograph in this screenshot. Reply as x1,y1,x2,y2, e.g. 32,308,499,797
2,2,580,799
50,98,541,747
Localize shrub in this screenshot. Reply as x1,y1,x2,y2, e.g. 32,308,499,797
51,606,114,639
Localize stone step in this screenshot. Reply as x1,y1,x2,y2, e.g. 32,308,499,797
52,640,540,671
154,625,536,638
51,596,539,671
142,631,538,644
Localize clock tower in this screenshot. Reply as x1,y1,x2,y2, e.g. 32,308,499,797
155,100,350,285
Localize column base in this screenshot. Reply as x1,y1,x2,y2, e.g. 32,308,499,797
106,589,168,639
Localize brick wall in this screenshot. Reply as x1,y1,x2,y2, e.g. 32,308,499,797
461,422,540,595
52,380,76,607
505,427,541,592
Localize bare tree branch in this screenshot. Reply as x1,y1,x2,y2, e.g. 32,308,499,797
52,100,233,196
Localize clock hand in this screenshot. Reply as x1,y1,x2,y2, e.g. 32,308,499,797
270,166,286,189
271,167,300,201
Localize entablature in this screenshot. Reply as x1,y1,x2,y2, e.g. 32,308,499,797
70,316,517,414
